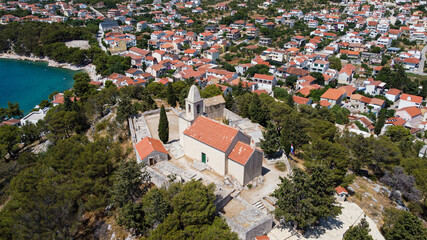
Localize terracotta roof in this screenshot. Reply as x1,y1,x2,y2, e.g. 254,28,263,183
293,95,310,105
286,67,309,76
386,117,406,126
253,89,268,95
397,106,422,117
386,88,401,96
370,98,385,106
255,236,270,240
338,85,356,96
228,141,255,165
335,186,348,195
319,100,331,107
321,88,346,101
253,73,274,81
400,93,422,103
135,137,168,160
184,116,239,152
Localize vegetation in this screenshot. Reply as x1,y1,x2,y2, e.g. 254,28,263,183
273,166,342,230
381,208,427,240
343,218,373,240
158,105,169,144
0,22,130,76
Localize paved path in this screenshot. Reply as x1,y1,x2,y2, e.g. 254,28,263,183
416,44,427,74
90,6,104,17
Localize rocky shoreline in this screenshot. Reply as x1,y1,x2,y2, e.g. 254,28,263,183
0,53,100,82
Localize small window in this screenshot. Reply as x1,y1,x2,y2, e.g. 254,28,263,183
188,104,191,113
196,104,201,114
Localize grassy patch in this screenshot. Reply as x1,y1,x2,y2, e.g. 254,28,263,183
275,161,287,172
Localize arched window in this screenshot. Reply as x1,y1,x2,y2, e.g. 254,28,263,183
188,104,191,113
196,104,201,114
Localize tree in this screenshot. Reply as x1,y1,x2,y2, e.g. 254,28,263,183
260,123,281,157
20,122,42,145
343,218,373,240
116,97,136,124
73,72,93,98
309,72,325,85
329,56,342,70
167,83,177,107
285,75,298,88
111,160,150,207
0,125,21,159
6,101,23,118
382,209,427,240
201,84,222,98
272,166,341,230
374,109,386,135
386,125,411,142
248,93,265,124
158,105,169,144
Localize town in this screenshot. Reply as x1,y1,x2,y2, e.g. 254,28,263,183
0,0,427,239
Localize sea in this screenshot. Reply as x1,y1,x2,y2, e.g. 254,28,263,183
0,58,78,114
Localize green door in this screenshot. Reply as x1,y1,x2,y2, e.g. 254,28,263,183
202,153,206,163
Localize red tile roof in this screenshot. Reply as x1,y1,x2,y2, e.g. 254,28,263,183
386,117,406,126
184,116,238,152
228,141,255,165
397,106,422,117
135,137,168,160
335,186,348,195
293,95,310,105
400,93,422,103
253,73,274,81
321,88,346,101
319,100,331,107
386,88,401,96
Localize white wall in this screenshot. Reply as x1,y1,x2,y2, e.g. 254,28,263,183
183,134,227,175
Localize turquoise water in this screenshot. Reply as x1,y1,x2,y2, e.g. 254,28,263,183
0,59,77,114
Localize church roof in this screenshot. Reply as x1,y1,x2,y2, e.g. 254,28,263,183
228,141,255,165
183,116,238,152
187,85,202,102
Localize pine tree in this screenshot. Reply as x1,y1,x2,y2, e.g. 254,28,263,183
343,218,374,240
287,94,295,107
260,123,281,157
248,93,263,124
158,105,169,144
272,166,341,230
167,83,177,107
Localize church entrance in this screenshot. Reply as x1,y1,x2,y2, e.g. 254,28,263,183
201,152,206,163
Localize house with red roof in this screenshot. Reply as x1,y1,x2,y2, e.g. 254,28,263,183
385,88,401,102
396,106,422,127
135,137,168,165
320,88,347,106
338,64,356,84
335,186,349,201
179,86,262,185
398,93,423,109
252,74,276,93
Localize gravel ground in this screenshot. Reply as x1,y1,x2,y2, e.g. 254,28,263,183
267,201,385,240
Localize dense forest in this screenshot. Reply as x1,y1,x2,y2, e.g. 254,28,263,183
0,22,130,76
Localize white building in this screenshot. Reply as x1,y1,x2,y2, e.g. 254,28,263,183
178,86,263,186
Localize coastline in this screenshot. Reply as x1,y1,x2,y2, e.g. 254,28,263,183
0,53,100,82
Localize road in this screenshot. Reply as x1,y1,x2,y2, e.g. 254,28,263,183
97,30,107,52
415,44,427,74
90,6,104,17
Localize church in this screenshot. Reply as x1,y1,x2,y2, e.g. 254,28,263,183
178,85,263,185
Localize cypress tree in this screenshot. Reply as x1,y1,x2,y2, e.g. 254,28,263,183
167,83,177,107
374,109,386,135
158,105,169,144
248,93,262,123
